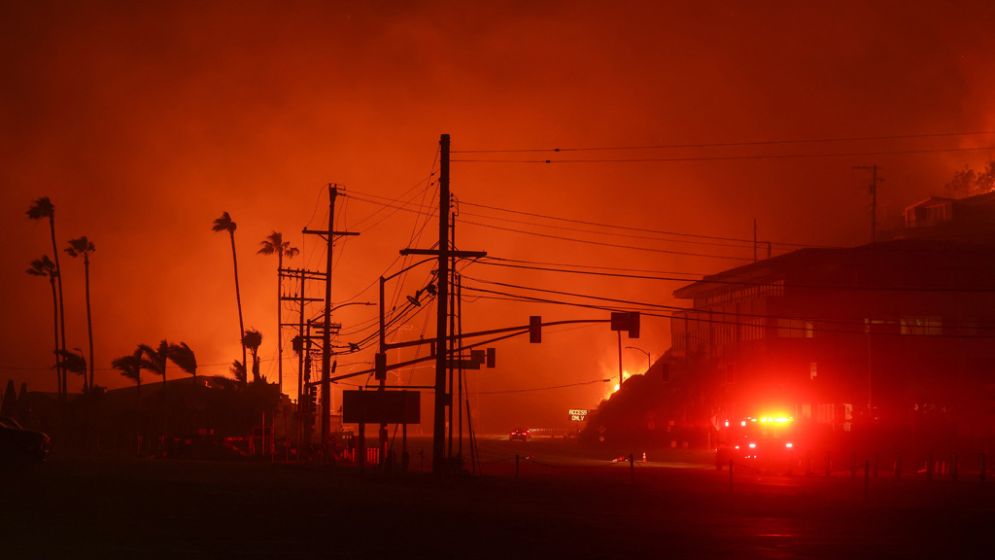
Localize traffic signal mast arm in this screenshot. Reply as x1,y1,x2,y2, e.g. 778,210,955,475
317,317,611,385
384,317,609,350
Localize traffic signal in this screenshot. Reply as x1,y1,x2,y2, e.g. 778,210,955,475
611,311,640,339
486,347,496,368
529,316,542,343
304,385,318,418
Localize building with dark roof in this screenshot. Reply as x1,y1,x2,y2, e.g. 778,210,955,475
668,239,995,442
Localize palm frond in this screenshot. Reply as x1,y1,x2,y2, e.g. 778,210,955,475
66,236,95,257
56,349,86,375
230,360,247,383
242,329,263,351
285,246,300,259
137,343,166,374
111,354,141,383
167,342,197,375
26,197,54,220
26,256,55,277
211,211,236,233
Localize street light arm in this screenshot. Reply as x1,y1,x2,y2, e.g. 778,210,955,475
384,257,436,283
624,346,652,372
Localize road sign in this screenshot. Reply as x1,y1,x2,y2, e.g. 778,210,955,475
343,390,420,424
568,408,590,422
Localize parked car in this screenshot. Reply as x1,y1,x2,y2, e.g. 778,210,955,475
0,416,51,462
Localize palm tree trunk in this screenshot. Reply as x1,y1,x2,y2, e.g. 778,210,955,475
277,251,283,392
84,254,94,392
229,231,247,371
48,216,67,399
49,277,60,395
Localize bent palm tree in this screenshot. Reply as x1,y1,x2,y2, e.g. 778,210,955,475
112,349,144,397
167,342,198,379
242,329,263,383
27,256,60,394
28,197,67,398
258,231,299,392
66,236,96,392
213,212,247,374
139,341,169,388
56,348,87,390
139,340,198,387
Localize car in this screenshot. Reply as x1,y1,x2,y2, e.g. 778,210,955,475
0,416,51,462
509,428,530,442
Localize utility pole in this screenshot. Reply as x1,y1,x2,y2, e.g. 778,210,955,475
617,330,624,390
399,134,486,474
448,210,457,460
855,164,882,244
752,218,758,263
279,267,325,453
303,185,359,460
435,134,451,473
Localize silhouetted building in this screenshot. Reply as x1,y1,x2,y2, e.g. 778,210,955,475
669,239,995,443
898,190,995,241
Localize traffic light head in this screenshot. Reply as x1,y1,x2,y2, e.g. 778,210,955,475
529,316,542,343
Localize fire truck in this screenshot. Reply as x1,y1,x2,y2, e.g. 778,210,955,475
715,415,799,471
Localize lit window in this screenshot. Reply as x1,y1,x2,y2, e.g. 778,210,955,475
900,316,942,336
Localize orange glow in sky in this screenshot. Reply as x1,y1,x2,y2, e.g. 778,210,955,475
3,1,995,433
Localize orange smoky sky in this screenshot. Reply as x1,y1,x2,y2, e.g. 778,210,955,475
2,1,994,433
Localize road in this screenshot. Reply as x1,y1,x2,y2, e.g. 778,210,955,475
1,441,992,559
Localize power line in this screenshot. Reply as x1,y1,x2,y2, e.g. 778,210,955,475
459,200,818,248
460,210,778,251
348,193,755,261
476,257,995,293
482,256,706,277
459,219,753,261
461,284,995,339
452,130,995,153
453,145,995,164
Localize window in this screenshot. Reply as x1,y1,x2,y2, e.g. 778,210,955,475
900,316,942,336
777,318,814,338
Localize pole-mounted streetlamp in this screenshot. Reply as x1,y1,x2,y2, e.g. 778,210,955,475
625,346,651,373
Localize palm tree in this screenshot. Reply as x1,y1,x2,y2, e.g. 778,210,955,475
168,342,198,379
27,197,67,398
242,329,263,383
230,360,247,384
111,349,144,397
27,256,61,394
212,212,248,374
139,340,198,387
65,236,96,392
258,231,299,393
56,348,87,390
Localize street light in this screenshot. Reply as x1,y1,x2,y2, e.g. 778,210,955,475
625,346,651,373
376,257,436,469
331,301,375,313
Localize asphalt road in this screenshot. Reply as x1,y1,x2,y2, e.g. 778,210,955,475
1,442,992,559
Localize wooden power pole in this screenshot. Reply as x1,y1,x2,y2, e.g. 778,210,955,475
400,134,486,474
303,185,358,459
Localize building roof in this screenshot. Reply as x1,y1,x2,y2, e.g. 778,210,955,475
673,238,995,299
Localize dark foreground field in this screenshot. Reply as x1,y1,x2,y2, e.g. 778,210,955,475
1,441,993,559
